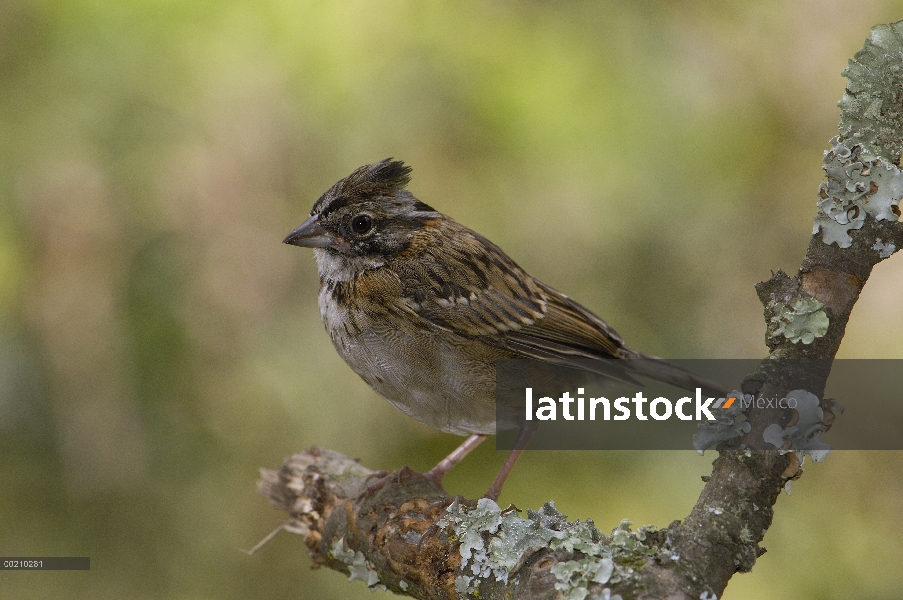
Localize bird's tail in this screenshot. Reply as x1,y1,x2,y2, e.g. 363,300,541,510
620,350,730,398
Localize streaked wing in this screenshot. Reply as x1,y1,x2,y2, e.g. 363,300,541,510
395,219,639,384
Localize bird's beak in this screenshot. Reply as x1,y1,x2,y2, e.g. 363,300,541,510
283,215,334,248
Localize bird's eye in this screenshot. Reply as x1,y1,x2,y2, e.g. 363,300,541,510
350,214,374,235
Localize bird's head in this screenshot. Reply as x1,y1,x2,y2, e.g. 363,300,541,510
283,159,440,271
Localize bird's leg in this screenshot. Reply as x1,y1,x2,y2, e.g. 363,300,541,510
418,429,534,548
483,424,535,501
358,470,399,498
424,433,487,489
360,434,487,500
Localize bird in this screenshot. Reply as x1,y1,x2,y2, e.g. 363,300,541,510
283,159,726,500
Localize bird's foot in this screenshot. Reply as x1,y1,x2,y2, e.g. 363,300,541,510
356,466,447,502
356,469,393,500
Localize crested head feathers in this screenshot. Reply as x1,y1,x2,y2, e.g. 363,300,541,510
312,159,420,217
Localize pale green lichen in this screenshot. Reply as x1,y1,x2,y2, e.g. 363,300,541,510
329,537,381,588
609,519,645,554
441,498,554,594
696,385,834,460
550,519,609,556
606,520,669,581
812,139,903,248
551,558,616,600
739,526,754,544
872,238,897,258
454,575,472,595
439,501,685,597
761,389,832,461
838,21,903,161
769,297,829,344
440,500,625,597
693,389,751,453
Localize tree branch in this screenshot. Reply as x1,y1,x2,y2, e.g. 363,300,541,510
259,20,903,599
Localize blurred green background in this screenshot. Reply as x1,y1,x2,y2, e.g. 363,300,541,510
2,1,902,598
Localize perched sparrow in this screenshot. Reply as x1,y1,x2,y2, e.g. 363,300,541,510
284,159,724,499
